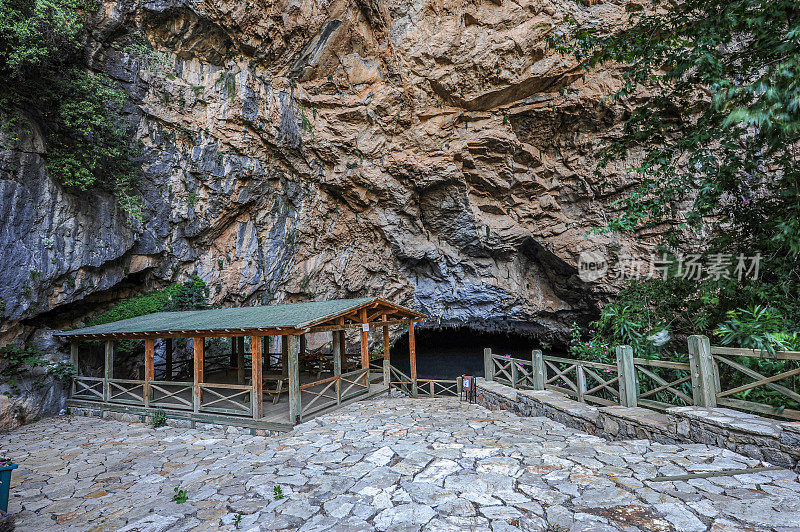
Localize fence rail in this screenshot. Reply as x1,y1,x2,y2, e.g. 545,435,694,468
198,383,252,416
484,336,800,421
388,367,461,398
149,381,193,410
298,368,370,418
389,366,415,397
710,346,800,420
416,378,462,398
72,376,104,401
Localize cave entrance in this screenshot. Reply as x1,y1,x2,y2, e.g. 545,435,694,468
390,327,548,380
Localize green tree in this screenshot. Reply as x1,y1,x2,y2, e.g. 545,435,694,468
0,0,142,216
554,0,800,336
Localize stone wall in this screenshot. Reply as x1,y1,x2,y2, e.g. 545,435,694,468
68,405,282,437
476,378,800,472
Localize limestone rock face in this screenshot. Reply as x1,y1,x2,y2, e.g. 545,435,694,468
1,0,649,353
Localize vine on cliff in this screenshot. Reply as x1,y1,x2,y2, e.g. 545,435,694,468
553,0,800,334
0,0,143,216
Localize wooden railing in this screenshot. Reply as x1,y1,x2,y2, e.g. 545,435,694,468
633,357,692,410
299,368,370,418
149,381,193,411
710,346,800,420
72,376,104,401
484,336,800,421
543,355,620,406
415,378,462,398
107,379,145,405
198,383,252,416
388,366,460,398
389,366,415,397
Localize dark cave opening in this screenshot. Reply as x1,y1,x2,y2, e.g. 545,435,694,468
390,326,563,380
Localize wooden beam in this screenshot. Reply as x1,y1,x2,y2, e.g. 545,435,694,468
409,322,417,381
144,339,154,408
104,340,114,402
236,337,246,384
359,308,369,373
288,335,300,423
382,315,390,387
281,336,289,377
251,335,263,420
165,338,173,381
193,337,204,413
264,336,271,370
308,319,416,334
332,330,342,378
382,316,390,360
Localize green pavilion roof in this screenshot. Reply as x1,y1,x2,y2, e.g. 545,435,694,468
56,297,424,339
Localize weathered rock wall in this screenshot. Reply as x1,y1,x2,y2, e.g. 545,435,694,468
1,0,655,426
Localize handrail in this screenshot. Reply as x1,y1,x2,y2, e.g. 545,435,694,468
710,346,800,361
483,339,798,420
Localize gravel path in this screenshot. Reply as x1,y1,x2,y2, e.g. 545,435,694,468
3,395,800,531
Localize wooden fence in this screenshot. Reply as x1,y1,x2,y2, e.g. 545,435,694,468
484,335,800,421
72,375,255,418
299,368,371,418
388,366,462,398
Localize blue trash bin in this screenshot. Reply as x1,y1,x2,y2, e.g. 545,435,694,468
0,462,17,513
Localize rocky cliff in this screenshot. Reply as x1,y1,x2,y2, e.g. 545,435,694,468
1,0,649,363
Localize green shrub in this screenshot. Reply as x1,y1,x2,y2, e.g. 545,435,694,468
0,343,76,395
0,0,143,217
150,408,167,428
88,276,209,326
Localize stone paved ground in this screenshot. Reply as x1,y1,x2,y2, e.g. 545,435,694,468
3,396,800,531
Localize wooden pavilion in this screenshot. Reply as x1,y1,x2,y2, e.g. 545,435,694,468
57,297,425,431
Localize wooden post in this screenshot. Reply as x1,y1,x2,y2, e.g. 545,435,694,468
382,316,390,387
338,330,346,370
511,359,519,389
251,336,263,419
616,345,637,407
532,349,545,390
230,337,237,367
264,336,272,370
165,338,173,380
281,336,289,377
332,330,342,403
236,337,246,384
358,308,370,381
288,335,301,423
408,321,417,382
457,376,463,397
332,330,343,377
689,334,717,407
576,364,587,403
104,340,114,402
70,343,78,397
193,337,204,413
484,348,494,381
144,339,154,408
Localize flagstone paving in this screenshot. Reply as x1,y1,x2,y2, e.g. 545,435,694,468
2,395,800,531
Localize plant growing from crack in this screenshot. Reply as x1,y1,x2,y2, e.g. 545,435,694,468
172,486,188,503
273,485,284,500
233,514,242,528
150,408,167,428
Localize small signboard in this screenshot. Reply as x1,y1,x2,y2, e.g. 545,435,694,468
362,323,369,332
